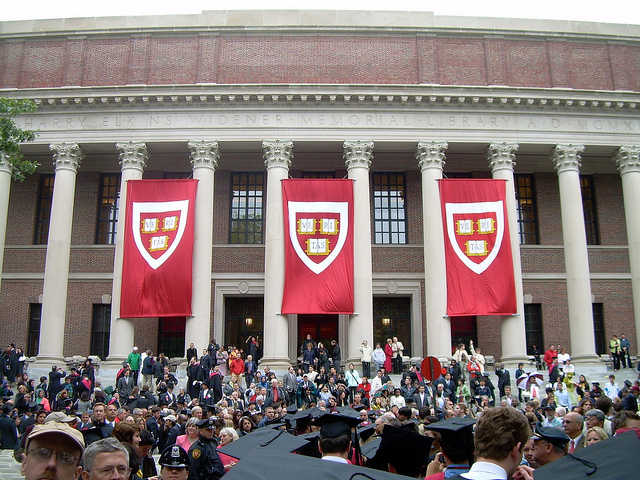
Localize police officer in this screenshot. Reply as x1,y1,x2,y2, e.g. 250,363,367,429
187,417,225,480
159,444,190,480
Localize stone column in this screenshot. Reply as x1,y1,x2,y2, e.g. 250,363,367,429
261,140,293,371
344,141,374,364
0,154,11,292
488,143,529,366
107,142,147,362
37,143,82,363
187,141,219,355
417,141,451,360
552,144,598,362
615,145,640,355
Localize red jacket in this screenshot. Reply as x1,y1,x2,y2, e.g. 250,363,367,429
230,357,245,375
543,349,557,368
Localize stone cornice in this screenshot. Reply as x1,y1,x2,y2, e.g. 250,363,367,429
188,140,220,171
488,142,519,173
1,11,639,41
262,140,293,169
2,85,639,113
344,141,374,170
416,141,447,172
50,143,81,172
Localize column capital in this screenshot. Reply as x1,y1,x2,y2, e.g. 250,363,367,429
262,140,293,169
50,143,82,173
416,141,447,172
116,141,148,172
0,152,11,175
343,140,374,170
488,142,519,174
552,144,584,174
188,140,220,171
615,145,640,176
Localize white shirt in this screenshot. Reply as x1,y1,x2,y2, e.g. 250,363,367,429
370,376,383,396
461,461,508,480
322,455,350,464
604,381,620,400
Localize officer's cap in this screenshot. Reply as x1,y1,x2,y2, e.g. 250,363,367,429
532,423,570,449
196,416,218,429
159,445,190,469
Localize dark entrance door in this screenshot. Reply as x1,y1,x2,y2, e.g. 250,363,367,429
450,316,477,355
158,317,186,358
298,314,338,353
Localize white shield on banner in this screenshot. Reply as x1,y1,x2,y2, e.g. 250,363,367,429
445,200,504,275
132,200,189,270
288,201,348,275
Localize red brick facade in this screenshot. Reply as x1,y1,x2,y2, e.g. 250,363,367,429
0,160,635,358
1,34,639,91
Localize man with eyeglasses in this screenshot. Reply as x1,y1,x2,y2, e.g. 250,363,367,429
21,421,85,480
81,437,130,480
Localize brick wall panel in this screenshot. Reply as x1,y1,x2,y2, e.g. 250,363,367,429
0,281,42,349
64,282,113,357
69,249,115,273
477,316,502,360
213,171,230,245
218,35,417,84
592,280,636,353
82,38,130,86
372,247,424,272
6,175,38,245
484,38,507,85
197,35,218,83
1,40,24,87
505,41,551,87
594,174,626,245
213,247,264,273
72,171,99,245
405,170,422,244
148,37,198,85
127,36,150,85
567,44,613,90
608,44,640,91
417,36,437,84
521,248,565,273
436,38,486,86
547,42,570,88
524,280,571,352
19,40,66,88
3,249,46,272
535,173,563,245
63,39,84,86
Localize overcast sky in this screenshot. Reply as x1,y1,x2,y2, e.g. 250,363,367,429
1,0,639,25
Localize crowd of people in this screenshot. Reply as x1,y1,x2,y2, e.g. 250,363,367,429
0,336,639,480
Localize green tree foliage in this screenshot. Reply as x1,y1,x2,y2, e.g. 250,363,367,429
0,98,38,181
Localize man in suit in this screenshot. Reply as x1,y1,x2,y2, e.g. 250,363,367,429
495,363,511,399
562,412,585,453
265,379,286,407
283,366,298,404
412,384,431,410
514,363,525,402
0,404,18,450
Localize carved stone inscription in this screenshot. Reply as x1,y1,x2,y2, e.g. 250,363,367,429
16,111,640,136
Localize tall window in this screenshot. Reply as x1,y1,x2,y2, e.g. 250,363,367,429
230,173,264,244
580,175,600,245
33,174,54,244
90,304,111,359
524,304,544,355
514,174,539,244
373,173,407,244
592,303,606,355
27,304,42,357
95,174,120,244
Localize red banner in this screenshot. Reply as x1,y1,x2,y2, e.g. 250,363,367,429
439,179,516,316
282,179,354,314
121,179,197,318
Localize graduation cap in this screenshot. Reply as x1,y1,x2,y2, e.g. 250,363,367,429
378,425,433,477
223,450,417,480
535,430,640,480
425,417,475,465
285,409,314,431
315,412,362,439
218,427,309,460
360,436,382,459
334,406,362,420
357,423,376,442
